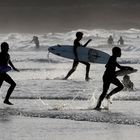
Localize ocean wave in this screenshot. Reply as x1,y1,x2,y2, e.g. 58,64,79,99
1,106,140,126
18,68,55,72
119,58,140,64
27,58,58,63
14,58,61,63
0,28,140,52
7,95,140,101
22,111,140,126
14,57,140,64
9,96,87,100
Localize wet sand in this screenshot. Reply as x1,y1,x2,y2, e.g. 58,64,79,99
0,99,140,140
0,115,140,140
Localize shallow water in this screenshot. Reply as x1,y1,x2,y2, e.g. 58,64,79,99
0,116,140,140
0,29,140,139
0,99,140,126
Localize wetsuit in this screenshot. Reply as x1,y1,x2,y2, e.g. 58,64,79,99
95,56,124,108
64,38,90,80
0,52,16,103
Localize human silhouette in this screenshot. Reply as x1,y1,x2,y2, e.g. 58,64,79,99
0,42,19,105
118,36,124,45
31,36,40,48
63,32,92,81
94,47,133,110
122,75,134,91
107,35,114,46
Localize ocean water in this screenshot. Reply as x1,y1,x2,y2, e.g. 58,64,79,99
0,28,140,139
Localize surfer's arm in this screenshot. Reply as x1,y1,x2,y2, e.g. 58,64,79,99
116,62,126,70
116,62,133,70
83,39,92,47
9,60,19,72
122,66,134,70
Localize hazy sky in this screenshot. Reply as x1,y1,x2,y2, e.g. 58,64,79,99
0,0,140,33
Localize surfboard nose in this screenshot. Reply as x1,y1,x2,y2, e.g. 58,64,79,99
48,47,55,52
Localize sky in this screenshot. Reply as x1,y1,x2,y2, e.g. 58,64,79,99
0,0,140,33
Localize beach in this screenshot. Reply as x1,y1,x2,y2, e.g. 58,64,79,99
0,29,140,139
1,116,140,140
0,100,140,140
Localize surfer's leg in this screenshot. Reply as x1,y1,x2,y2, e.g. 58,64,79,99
3,73,16,105
95,82,110,109
0,74,4,88
64,60,79,79
80,61,90,81
106,78,123,99
85,63,90,81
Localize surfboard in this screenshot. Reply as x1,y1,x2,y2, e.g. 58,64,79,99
48,45,110,64
116,68,137,76
0,66,11,73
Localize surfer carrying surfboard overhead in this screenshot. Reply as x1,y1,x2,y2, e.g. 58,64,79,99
63,32,92,81
0,42,19,105
95,47,133,110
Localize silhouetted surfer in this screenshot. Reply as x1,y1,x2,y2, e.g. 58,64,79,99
31,36,40,48
0,42,19,105
63,32,92,81
107,35,114,46
118,36,124,45
95,47,133,110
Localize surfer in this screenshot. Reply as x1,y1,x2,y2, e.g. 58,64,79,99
63,32,92,81
31,36,40,48
0,42,19,105
118,36,124,45
107,35,114,46
94,47,133,110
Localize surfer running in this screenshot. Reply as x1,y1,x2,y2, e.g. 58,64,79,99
64,32,92,81
0,42,19,105
94,47,133,110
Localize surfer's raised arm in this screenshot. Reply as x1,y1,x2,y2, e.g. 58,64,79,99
73,32,92,60
83,39,92,47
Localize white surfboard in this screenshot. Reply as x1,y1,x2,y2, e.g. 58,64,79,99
48,45,110,64
116,69,137,76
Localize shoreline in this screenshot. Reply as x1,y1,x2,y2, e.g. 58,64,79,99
0,99,140,126
0,115,140,140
